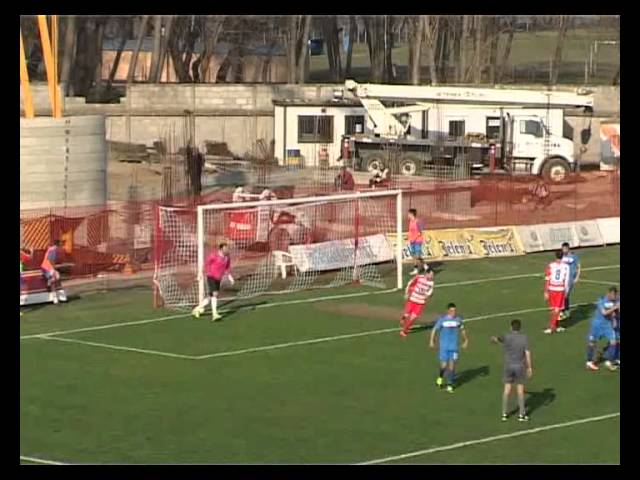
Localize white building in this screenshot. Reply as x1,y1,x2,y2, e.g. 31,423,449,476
273,99,367,168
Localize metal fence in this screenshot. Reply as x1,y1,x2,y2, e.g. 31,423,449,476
20,168,620,296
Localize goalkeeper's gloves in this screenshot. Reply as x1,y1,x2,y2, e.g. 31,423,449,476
227,274,235,285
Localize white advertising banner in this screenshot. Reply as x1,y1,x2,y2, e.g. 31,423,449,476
596,217,620,245
536,222,579,250
573,221,604,247
288,233,394,273
516,225,545,252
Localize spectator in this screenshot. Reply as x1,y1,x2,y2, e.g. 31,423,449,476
369,166,390,188
334,166,355,191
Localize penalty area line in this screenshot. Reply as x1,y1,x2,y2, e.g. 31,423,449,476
356,412,620,465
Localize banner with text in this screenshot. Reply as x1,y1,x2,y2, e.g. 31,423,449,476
387,227,524,262
288,233,394,273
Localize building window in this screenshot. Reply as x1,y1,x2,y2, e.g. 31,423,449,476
486,117,502,140
448,120,465,138
345,115,365,135
298,115,334,143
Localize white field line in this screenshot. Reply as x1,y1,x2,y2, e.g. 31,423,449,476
20,455,67,465
40,335,200,360
30,302,595,361
579,279,620,287
356,412,620,465
20,264,619,341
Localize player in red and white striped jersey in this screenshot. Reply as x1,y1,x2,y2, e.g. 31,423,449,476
400,265,435,337
543,251,571,334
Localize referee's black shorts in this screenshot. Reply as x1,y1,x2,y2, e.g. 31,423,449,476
206,276,222,296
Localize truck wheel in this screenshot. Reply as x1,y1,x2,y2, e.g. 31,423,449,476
363,156,385,173
399,156,421,176
542,158,571,183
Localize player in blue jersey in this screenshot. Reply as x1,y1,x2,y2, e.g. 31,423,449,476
586,287,619,372
429,303,469,393
602,294,620,366
560,242,581,320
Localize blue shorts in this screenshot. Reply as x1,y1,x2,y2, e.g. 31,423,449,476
41,269,55,281
588,321,616,343
409,241,423,257
439,349,459,363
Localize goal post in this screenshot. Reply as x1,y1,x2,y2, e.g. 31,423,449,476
154,189,404,310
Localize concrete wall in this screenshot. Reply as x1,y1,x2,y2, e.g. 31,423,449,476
20,116,107,209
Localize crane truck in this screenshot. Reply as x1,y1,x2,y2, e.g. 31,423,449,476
339,80,594,182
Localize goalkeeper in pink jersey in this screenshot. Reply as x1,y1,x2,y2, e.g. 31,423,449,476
192,243,234,321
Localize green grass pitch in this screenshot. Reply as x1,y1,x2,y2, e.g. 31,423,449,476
20,245,620,464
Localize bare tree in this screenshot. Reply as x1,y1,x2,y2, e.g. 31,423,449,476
107,17,131,88
127,15,148,85
458,15,472,83
296,15,311,83
487,17,500,84
550,15,571,85
321,16,342,82
363,16,389,82
148,16,163,82
195,16,226,82
408,16,425,85
345,15,356,77
60,15,77,95
497,16,515,83
473,15,483,84
285,15,311,83
424,16,440,85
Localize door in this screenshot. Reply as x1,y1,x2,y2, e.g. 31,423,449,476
512,116,544,159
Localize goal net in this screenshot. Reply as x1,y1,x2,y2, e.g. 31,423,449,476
154,190,403,310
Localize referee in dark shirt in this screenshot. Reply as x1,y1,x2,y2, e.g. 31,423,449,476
491,319,533,422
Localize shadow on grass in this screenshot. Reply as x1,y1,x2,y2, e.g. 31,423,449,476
456,365,490,388
508,388,556,417
563,303,594,329
218,299,269,320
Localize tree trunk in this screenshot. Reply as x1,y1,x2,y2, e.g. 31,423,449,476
408,16,425,85
497,16,515,83
93,19,105,84
154,16,174,83
199,16,225,83
60,15,77,95
148,16,163,82
286,16,298,83
550,15,571,85
488,17,499,84
459,15,471,83
296,15,311,84
364,16,385,83
127,15,148,84
322,16,342,82
384,16,395,81
107,17,130,88
345,15,356,77
424,16,439,85
473,15,483,84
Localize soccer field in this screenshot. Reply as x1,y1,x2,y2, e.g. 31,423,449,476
20,245,620,464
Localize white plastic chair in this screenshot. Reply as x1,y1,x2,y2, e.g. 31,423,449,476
273,250,297,279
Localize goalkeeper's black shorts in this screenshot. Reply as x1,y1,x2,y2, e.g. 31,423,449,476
207,276,222,295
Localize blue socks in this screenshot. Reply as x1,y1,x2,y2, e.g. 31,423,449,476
586,344,595,362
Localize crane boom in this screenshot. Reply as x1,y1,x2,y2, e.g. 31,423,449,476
345,80,594,109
